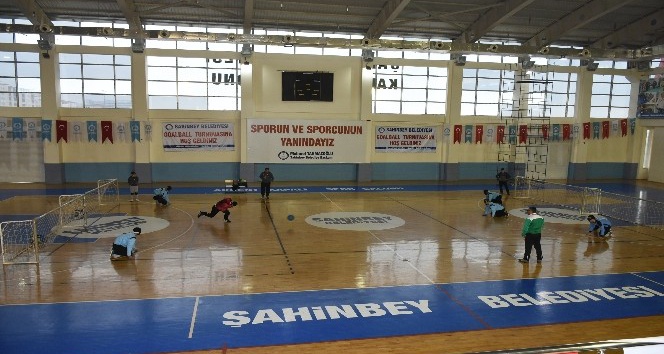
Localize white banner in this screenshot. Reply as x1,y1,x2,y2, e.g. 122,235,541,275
162,122,235,151
247,119,366,163
375,126,436,152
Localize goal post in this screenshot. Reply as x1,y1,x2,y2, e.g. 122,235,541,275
0,220,39,265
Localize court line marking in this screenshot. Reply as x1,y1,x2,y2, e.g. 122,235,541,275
319,192,436,284
188,296,200,339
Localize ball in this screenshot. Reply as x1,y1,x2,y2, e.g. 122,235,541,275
287,214,295,221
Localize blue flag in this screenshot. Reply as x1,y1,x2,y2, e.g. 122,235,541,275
87,121,98,142
41,119,52,141
130,121,141,142
12,117,24,141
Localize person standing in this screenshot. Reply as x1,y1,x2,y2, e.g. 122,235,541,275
496,168,512,195
259,167,275,200
128,171,139,202
153,186,172,206
518,206,544,263
198,197,237,222
110,227,141,260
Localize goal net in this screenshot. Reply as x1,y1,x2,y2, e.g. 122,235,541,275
2,179,120,265
512,176,600,214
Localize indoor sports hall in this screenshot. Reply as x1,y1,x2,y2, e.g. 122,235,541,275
1,1,664,353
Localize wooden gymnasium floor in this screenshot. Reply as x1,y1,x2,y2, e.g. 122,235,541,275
0,181,663,354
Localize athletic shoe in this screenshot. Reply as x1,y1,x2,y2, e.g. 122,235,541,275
536,258,543,263
135,199,139,202
225,219,231,223
197,212,203,218
518,258,529,263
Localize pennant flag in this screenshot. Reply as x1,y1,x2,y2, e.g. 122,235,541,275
551,124,560,141
101,121,113,143
583,122,591,140
508,125,517,144
87,121,98,142
144,122,152,141
464,125,473,143
621,119,628,136
116,122,126,142
12,117,24,141
453,125,462,144
573,124,582,139
496,125,505,143
0,118,8,140
518,125,528,144
25,118,39,140
592,122,600,139
611,121,619,137
541,124,549,140
130,121,141,142
474,125,483,144
72,121,83,142
601,121,610,139
56,120,68,143
629,118,636,135
442,123,451,144
562,124,570,140
41,119,52,142
485,125,495,144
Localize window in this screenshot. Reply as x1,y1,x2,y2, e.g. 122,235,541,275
371,65,447,114
462,68,514,116
0,51,41,107
590,74,631,118
526,71,577,118
59,53,131,108
147,56,241,110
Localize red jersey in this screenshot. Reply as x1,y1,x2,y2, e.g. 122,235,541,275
215,198,234,212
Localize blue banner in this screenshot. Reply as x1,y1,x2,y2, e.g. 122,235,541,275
87,121,98,142
41,120,51,141
130,121,141,142
508,125,517,144
592,121,600,139
12,117,23,141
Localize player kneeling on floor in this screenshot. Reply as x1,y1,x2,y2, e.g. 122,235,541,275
111,227,141,260
587,214,612,242
484,201,508,217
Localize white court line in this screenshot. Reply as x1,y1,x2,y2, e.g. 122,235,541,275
188,296,200,338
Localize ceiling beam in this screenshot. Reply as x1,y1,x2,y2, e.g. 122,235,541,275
116,0,143,36
12,0,53,27
453,0,535,45
592,8,664,49
525,0,635,49
365,0,412,39
243,0,254,34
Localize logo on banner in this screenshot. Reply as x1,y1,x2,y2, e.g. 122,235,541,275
508,207,588,225
306,212,405,231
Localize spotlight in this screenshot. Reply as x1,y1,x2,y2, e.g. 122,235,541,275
361,49,374,63
452,54,466,66
131,38,145,53
581,59,598,71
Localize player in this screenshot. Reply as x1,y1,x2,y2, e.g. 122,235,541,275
484,201,508,217
153,186,172,206
483,189,502,204
198,197,238,222
110,227,141,261
587,215,612,242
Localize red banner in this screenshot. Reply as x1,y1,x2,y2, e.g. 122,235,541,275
518,125,528,144
621,119,628,136
562,124,571,140
542,124,549,140
475,125,483,144
583,122,590,139
497,125,505,143
56,120,68,143
101,121,113,143
602,121,610,139
453,125,462,144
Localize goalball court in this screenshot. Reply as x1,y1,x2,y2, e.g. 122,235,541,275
0,181,663,354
